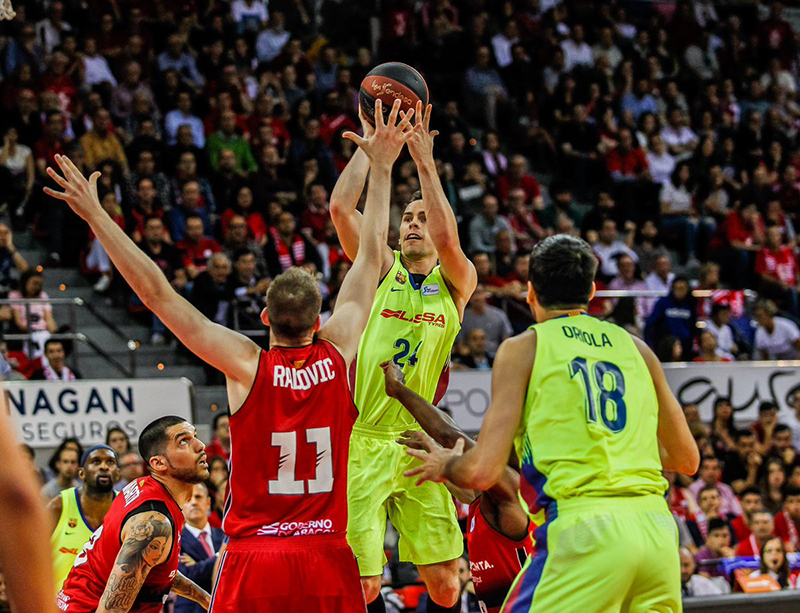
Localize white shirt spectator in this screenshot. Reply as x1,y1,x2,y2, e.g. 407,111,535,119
647,150,676,185
760,70,797,96
83,53,118,87
660,181,694,215
644,271,675,316
660,125,699,162
683,574,726,597
593,241,639,278
35,18,71,54
231,0,268,24
755,316,800,360
0,143,32,175
256,27,290,63
491,33,517,69
593,44,623,74
560,39,593,72
702,319,736,359
694,1,719,28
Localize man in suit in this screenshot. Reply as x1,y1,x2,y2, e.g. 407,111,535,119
176,483,225,613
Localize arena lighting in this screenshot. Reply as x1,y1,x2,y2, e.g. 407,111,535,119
157,363,165,371
59,284,66,291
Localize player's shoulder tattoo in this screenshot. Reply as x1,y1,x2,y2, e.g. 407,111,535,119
101,511,174,612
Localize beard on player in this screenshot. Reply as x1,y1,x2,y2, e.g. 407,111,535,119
81,449,120,495
165,450,211,484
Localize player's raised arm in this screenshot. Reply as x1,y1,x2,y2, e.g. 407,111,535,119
407,102,477,315
43,155,260,388
96,511,177,613
329,109,394,271
320,99,418,364
634,336,700,475
0,387,55,613
405,332,536,490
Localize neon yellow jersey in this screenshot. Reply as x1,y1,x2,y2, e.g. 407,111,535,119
514,315,667,522
354,251,460,428
51,487,95,590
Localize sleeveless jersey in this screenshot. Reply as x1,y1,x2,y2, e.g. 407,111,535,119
467,497,532,613
223,340,358,538
354,251,460,427
57,477,184,613
514,315,667,524
51,488,103,591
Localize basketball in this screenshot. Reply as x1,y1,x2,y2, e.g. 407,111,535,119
359,62,429,126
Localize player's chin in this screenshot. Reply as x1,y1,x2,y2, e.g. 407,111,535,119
190,468,211,483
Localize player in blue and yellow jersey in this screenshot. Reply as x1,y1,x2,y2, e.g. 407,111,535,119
406,235,699,612
331,102,477,612
48,444,119,591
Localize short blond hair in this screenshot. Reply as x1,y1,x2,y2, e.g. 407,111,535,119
266,268,322,339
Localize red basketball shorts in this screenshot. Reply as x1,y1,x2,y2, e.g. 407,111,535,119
209,533,366,612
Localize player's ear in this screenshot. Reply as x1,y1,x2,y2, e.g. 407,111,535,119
260,307,270,327
78,467,86,481
312,315,321,333
526,281,536,306
149,454,167,474
589,281,596,302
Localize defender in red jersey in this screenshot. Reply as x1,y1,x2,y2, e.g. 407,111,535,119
57,417,211,613
384,363,532,613
45,98,419,612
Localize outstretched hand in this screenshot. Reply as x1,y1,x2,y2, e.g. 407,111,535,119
406,101,438,164
343,99,418,167
43,154,103,221
403,435,465,486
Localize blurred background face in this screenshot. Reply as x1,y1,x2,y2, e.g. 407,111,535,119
699,489,721,516
706,527,730,552
467,328,486,355
182,484,212,526
186,218,204,243
120,452,145,483
145,219,164,243
58,449,79,480
752,513,775,539
763,538,784,571
107,430,129,455
209,257,231,284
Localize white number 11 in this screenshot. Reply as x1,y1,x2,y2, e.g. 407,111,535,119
268,427,334,495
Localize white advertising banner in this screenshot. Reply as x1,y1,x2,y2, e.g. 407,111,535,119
4,378,195,448
444,362,800,431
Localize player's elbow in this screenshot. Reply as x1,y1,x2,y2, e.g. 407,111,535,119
0,478,41,519
665,446,700,476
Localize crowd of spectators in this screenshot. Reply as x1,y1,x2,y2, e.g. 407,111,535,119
672,395,800,594
2,0,800,374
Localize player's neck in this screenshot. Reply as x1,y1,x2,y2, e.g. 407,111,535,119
536,307,587,323
152,474,195,508
82,488,114,508
399,253,436,276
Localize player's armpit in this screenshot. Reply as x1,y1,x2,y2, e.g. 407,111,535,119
634,336,700,475
171,570,211,610
96,511,173,613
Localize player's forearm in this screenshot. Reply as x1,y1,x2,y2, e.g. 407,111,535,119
86,208,173,304
417,159,459,250
444,447,501,491
358,163,391,265
330,147,369,214
172,571,211,610
395,384,467,449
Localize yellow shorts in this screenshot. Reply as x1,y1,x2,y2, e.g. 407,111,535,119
503,495,681,613
347,423,464,577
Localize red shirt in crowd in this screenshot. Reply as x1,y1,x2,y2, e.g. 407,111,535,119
204,437,230,462
605,146,649,179
176,237,222,273
756,245,799,286
710,211,766,250
775,510,800,551
731,515,752,543
300,206,331,244
497,173,541,205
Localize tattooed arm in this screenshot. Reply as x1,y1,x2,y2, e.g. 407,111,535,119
171,570,211,610
96,511,174,613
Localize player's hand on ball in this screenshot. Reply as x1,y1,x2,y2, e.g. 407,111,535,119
406,101,439,164
404,437,465,486
43,154,102,221
358,106,375,139
342,99,419,167
381,360,406,398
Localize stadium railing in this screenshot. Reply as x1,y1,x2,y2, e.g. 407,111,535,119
0,298,140,377
684,591,800,612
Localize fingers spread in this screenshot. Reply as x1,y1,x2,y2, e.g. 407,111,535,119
46,167,70,188
424,103,433,131
42,187,69,201
374,99,385,129
386,98,402,127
